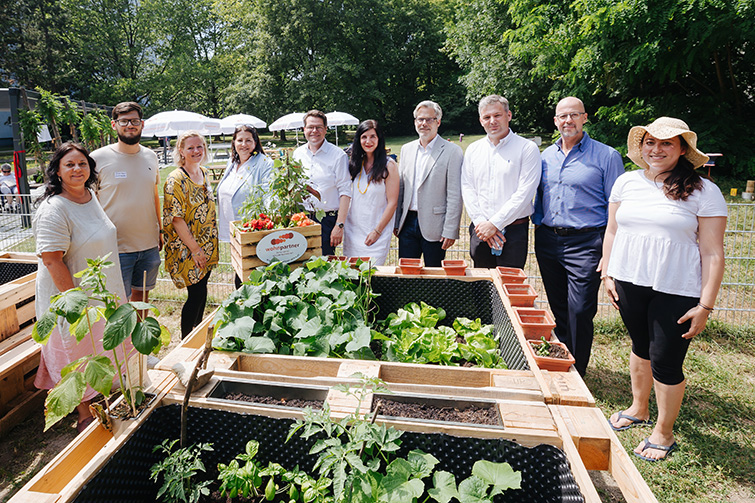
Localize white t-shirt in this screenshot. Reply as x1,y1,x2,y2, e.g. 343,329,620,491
606,170,727,297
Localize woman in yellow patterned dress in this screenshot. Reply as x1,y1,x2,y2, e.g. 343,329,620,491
162,131,219,338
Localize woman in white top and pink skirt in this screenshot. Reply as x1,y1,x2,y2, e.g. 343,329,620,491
342,120,398,265
601,117,727,461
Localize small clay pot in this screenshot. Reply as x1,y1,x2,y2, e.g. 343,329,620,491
514,308,556,340
398,258,423,275
502,283,538,307
441,259,468,276
496,266,526,284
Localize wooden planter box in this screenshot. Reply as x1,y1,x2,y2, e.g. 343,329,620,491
229,220,322,281
502,283,538,307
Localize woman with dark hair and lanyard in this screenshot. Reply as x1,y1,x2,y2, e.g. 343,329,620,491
33,142,127,432
162,131,219,338
342,120,398,265
601,117,727,461
216,125,273,287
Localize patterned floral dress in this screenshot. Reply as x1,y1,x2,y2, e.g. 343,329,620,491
162,167,219,288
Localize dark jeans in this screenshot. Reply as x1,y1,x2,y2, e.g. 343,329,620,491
397,211,446,267
614,280,696,385
181,272,210,338
312,213,337,256
469,220,528,269
534,226,603,376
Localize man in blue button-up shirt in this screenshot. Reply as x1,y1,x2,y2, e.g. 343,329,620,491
532,97,624,375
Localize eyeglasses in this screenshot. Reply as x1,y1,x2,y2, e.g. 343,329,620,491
115,119,142,126
554,113,585,122
305,125,325,132
415,117,437,124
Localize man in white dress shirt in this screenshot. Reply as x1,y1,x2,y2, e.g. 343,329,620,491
293,110,351,256
461,95,541,268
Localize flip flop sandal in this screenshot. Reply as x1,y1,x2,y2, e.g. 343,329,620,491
634,438,678,462
609,411,653,431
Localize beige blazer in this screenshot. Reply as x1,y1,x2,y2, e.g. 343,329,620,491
395,136,464,241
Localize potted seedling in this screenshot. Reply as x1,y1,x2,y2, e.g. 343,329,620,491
528,336,575,372
32,255,169,431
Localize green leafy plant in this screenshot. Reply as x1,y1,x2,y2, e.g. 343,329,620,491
217,439,331,502
150,439,213,503
212,257,378,359
240,153,324,226
34,87,64,147
32,255,170,430
288,376,521,502
378,302,506,369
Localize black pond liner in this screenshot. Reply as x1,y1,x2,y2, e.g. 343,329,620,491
73,405,583,503
372,276,528,371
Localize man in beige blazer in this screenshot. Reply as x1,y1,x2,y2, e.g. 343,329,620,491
394,100,464,266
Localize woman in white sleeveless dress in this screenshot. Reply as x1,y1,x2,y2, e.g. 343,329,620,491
342,120,398,265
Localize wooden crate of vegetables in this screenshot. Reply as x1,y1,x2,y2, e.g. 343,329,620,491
229,155,323,281
230,213,321,281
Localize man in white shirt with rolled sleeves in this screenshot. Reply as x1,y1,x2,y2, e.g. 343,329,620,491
293,110,351,256
461,95,541,269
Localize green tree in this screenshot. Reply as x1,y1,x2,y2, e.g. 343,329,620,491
446,0,755,176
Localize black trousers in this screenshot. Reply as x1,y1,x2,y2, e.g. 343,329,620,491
534,226,603,376
614,280,696,385
397,211,447,267
468,220,528,269
181,272,210,338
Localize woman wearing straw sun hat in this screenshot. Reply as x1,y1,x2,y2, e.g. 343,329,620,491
599,117,727,461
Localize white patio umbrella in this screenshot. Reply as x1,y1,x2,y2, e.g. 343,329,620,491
220,113,267,134
326,111,359,146
268,112,305,143
142,110,222,137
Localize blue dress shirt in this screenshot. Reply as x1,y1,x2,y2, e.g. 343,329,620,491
532,132,624,228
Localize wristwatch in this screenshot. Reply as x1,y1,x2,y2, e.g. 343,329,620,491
337,222,344,229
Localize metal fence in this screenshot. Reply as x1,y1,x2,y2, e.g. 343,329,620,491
4,193,753,325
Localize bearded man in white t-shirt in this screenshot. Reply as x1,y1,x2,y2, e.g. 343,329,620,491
91,102,162,303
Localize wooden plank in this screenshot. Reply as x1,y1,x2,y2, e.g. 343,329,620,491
547,405,603,503
5,492,60,503
0,325,33,355
0,339,40,380
378,362,493,388
554,405,611,470
372,265,498,282
606,423,659,503
16,300,36,326
0,305,20,341
491,370,542,392
0,252,37,264
0,389,45,437
0,271,36,307
543,368,596,406
236,354,343,378
230,221,321,246
499,401,557,431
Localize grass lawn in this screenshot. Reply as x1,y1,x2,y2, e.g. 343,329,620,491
587,318,755,502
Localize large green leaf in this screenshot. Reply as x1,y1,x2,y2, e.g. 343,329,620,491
50,289,89,323
69,306,102,342
427,471,459,503
128,301,159,316
457,475,489,503
44,371,86,431
32,311,58,344
84,354,116,396
471,460,521,495
103,303,138,350
345,324,372,353
131,317,162,355
380,478,424,503
244,336,276,353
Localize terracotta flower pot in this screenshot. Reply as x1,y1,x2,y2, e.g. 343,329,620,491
528,340,575,372
327,255,347,262
496,266,526,284
514,308,556,340
441,259,468,276
502,283,538,307
398,258,423,275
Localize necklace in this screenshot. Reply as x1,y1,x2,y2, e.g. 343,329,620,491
357,161,372,194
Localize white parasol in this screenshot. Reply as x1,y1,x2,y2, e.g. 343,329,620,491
220,113,267,134
142,110,221,137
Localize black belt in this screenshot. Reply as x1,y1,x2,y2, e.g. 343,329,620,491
542,224,605,236
310,210,338,218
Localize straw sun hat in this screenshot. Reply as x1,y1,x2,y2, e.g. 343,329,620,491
627,117,708,170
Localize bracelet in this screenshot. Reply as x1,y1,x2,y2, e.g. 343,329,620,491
698,302,714,312
374,228,382,236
